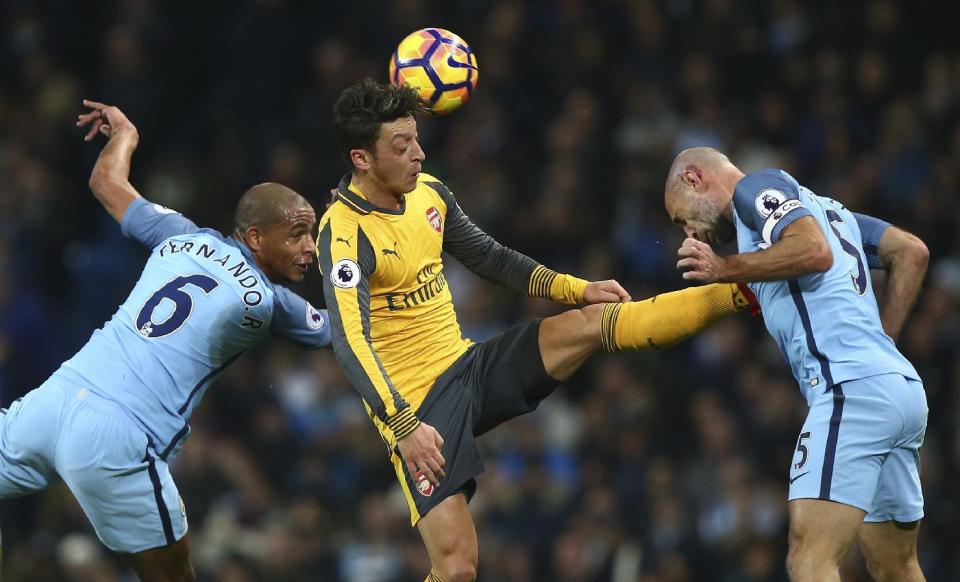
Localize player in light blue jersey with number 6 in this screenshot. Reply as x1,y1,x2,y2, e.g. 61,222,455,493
664,148,930,582
0,101,331,581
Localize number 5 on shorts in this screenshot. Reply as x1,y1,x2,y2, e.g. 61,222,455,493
795,431,812,470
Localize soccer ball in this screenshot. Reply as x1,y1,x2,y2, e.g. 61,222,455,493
389,28,478,115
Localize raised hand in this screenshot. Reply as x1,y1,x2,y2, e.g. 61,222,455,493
77,100,138,143
677,237,728,283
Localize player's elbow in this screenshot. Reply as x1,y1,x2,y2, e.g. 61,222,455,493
88,169,105,192
807,240,833,273
88,168,113,197
881,229,929,274
904,236,930,270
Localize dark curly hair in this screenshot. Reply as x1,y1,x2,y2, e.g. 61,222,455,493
333,78,427,167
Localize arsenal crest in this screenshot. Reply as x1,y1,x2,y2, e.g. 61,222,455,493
415,470,434,497
426,207,443,233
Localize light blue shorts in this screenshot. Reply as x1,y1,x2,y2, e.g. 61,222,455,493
788,373,927,522
0,379,187,552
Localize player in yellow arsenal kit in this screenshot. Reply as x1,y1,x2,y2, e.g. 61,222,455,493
317,79,759,582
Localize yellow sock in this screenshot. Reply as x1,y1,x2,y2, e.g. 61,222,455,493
601,283,754,351
425,570,446,582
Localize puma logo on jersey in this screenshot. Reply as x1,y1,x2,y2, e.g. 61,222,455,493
381,242,400,258
336,236,353,247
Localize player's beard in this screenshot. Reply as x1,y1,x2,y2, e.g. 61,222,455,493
712,215,736,244
693,198,736,244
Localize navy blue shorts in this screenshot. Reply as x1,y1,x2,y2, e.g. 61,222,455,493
391,319,558,525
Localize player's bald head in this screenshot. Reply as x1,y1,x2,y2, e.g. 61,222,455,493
663,147,742,245
234,182,313,232
665,147,735,203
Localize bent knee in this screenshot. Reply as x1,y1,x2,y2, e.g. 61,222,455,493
786,536,840,581
556,304,605,337
865,556,922,582
433,546,478,582
435,563,477,582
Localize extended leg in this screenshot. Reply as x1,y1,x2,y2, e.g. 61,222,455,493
538,283,753,382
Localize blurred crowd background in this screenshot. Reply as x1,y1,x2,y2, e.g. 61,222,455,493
2,0,958,580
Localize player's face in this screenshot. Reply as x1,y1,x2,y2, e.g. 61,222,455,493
258,205,317,283
669,193,736,245
370,116,425,194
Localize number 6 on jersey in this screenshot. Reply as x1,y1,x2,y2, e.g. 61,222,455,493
136,275,220,338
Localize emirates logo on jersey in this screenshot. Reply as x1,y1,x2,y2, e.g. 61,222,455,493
426,207,443,233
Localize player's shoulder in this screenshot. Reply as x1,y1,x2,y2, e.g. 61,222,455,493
733,168,803,214
178,227,228,243
736,168,801,197
320,199,362,230
415,172,454,206
417,171,444,186
149,227,228,254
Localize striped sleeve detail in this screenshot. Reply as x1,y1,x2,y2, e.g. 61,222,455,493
529,266,589,304
386,407,421,440
529,265,559,299
317,217,413,427
601,302,623,352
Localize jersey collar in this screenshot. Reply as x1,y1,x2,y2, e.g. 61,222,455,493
336,174,406,216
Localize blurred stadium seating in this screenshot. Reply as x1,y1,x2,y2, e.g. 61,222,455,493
1,1,958,580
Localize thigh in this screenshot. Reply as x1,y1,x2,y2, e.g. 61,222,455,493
55,399,188,553
394,374,482,526
0,388,62,498
417,492,478,573
470,319,559,435
537,304,603,381
789,383,894,512
789,499,864,560
858,519,921,572
125,532,195,582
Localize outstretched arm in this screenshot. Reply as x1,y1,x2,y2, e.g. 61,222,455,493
678,216,833,283
79,100,199,247
874,226,929,341
78,100,142,223
427,181,631,304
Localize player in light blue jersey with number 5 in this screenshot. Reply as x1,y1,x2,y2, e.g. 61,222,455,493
664,148,930,582
0,101,331,581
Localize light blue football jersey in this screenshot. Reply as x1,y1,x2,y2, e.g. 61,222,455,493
52,198,330,459
732,169,919,401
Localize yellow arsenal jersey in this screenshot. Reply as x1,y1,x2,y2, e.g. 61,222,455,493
317,173,585,445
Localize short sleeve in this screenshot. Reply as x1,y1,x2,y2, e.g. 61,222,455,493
853,212,892,269
121,198,200,248
269,286,331,350
732,169,813,246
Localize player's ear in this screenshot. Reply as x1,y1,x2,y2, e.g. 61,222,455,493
680,164,708,192
350,149,372,171
680,167,701,191
245,226,264,251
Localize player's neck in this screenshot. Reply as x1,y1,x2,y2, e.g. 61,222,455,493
232,232,278,282
351,173,403,211
721,167,746,220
